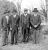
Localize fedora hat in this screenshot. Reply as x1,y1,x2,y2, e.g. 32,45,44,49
33,8,38,12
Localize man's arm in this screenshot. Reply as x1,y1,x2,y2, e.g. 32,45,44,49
37,15,41,26
9,15,12,30
1,17,4,31
30,15,35,27
34,15,41,28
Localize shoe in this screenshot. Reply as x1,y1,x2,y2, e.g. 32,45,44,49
15,43,18,45
11,43,14,45
2,44,6,46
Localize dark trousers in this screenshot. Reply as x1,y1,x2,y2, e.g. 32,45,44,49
22,25,29,42
11,26,18,44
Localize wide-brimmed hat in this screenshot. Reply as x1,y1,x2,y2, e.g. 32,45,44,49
33,8,38,12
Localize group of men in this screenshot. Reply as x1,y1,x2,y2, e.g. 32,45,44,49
1,8,41,46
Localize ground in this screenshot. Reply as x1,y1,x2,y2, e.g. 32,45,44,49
0,25,48,50
0,35,48,50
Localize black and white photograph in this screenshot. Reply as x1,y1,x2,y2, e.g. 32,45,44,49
0,0,48,50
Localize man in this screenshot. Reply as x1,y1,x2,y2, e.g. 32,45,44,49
30,8,41,44
11,9,20,45
21,9,30,43
1,11,11,46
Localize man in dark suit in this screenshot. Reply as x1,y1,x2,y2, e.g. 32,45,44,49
30,8,41,44
1,12,11,46
21,9,30,42
11,10,20,45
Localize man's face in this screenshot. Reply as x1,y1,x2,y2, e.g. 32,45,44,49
34,12,38,16
24,11,27,14
13,12,17,18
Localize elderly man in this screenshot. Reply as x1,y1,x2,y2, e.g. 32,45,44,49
10,10,20,45
21,9,30,43
30,8,41,44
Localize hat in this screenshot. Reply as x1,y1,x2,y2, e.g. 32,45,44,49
33,8,38,12
4,10,10,14
12,9,17,13
24,9,28,12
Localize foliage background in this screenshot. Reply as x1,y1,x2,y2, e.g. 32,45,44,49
0,0,17,31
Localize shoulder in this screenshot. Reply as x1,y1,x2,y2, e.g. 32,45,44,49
37,14,41,18
2,16,5,19
37,13,41,16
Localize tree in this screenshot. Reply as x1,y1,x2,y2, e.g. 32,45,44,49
41,0,47,18
40,1,47,22
16,0,22,15
0,0,16,29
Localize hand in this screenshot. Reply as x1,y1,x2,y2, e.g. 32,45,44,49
10,28,12,30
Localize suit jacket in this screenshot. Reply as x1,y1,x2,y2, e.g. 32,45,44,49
1,16,11,30
20,14,30,27
11,15,20,28
30,14,41,28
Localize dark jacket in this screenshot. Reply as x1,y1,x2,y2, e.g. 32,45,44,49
1,16,11,31
30,14,41,29
11,15,20,28
20,14,30,27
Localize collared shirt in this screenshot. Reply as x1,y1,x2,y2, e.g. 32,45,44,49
24,13,27,17
6,16,9,24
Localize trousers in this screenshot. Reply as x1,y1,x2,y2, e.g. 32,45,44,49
11,26,18,44
2,30,9,45
22,24,30,42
